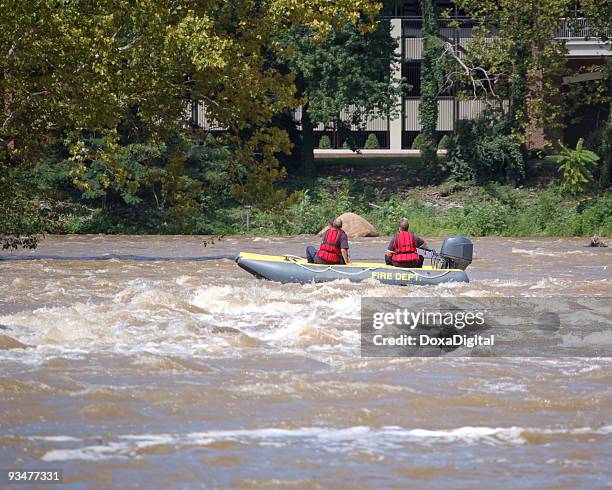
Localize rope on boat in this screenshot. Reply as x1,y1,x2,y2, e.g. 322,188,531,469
282,255,453,279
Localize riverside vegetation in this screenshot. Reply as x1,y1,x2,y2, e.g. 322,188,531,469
10,133,611,239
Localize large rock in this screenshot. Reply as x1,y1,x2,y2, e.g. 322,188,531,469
317,212,379,237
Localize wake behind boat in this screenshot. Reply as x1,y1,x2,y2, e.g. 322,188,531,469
236,236,473,286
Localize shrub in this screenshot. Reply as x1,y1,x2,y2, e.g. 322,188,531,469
318,135,331,149
342,138,355,150
479,134,525,181
577,195,612,236
557,138,599,195
437,134,450,150
447,113,526,184
23,132,238,235
364,133,380,149
412,133,427,150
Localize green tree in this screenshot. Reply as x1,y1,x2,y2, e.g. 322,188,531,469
596,124,612,189
280,19,401,175
578,0,612,39
447,111,526,184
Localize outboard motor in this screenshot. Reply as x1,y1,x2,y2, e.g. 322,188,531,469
437,236,473,270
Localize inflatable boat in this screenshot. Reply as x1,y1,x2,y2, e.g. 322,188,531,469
236,236,473,286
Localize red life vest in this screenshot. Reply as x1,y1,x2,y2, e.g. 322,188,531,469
392,231,420,263
317,228,344,263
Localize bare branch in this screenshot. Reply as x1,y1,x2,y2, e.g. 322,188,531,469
117,35,146,52
438,42,501,104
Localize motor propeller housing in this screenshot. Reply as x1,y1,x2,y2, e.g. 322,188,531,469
438,236,473,270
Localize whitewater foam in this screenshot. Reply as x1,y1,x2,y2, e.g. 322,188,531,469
40,424,612,462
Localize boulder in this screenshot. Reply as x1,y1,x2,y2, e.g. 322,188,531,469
317,212,379,237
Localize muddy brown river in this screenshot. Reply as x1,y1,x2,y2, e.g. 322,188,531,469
0,235,610,489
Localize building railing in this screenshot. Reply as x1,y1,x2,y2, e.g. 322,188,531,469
399,17,604,41
191,102,226,131
401,17,608,61
556,18,607,40
403,97,509,132
293,105,389,132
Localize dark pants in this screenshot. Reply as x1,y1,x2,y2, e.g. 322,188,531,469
385,254,424,268
306,246,345,264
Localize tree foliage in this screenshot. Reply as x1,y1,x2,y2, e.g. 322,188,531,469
0,167,43,249
577,0,612,39
419,0,444,170
1,0,382,245
282,21,399,126
591,124,612,189
279,18,401,173
451,0,582,143
565,59,612,127
2,0,382,158
447,110,526,184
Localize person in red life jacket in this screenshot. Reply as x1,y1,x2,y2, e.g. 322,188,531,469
385,218,426,268
306,218,350,264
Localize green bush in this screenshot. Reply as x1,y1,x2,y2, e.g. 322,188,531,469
12,126,611,239
412,133,427,150
342,138,354,150
576,195,612,236
532,184,564,230
445,201,510,236
437,134,450,150
447,113,526,184
364,133,380,149
318,135,331,149
557,138,599,195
